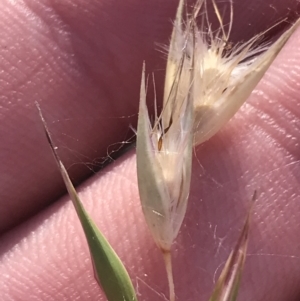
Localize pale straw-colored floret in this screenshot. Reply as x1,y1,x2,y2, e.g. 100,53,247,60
137,61,193,252
136,61,193,301
165,0,300,146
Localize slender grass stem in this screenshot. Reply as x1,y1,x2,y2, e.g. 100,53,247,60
163,250,175,301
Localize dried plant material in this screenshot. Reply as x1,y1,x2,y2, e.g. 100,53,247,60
136,61,193,301
135,0,300,299
165,0,300,146
209,192,257,301
36,104,138,301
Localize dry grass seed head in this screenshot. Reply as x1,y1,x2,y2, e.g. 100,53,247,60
164,0,300,146
137,1,300,300
136,61,193,252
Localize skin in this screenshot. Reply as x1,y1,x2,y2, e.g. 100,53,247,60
0,0,300,300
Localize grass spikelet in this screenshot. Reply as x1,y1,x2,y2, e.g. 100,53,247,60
36,103,138,301
165,0,300,146
136,61,194,300
136,0,299,298
209,192,257,301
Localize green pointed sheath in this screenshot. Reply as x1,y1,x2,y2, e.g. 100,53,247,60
37,104,138,301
